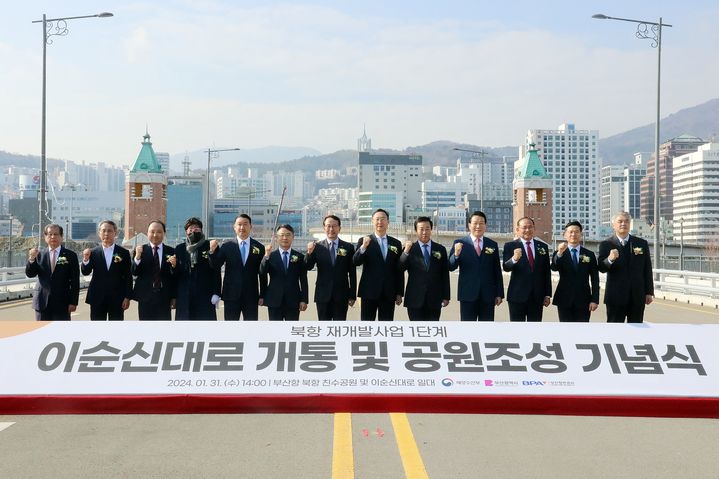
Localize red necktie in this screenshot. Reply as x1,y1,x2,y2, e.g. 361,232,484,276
526,241,534,270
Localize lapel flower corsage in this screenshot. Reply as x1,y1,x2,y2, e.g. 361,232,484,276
389,245,398,254
290,254,299,263
484,246,495,255
432,251,442,260
633,247,644,255
579,255,591,263
112,254,123,263
55,256,68,266
165,254,173,262
537,248,547,256
252,246,260,255
201,250,209,259
337,248,347,257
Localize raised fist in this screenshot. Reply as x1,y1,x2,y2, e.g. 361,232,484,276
135,245,143,260
306,241,315,255
28,247,39,262
404,240,413,253
82,248,91,262
265,243,273,257
608,248,619,262
557,242,568,255
362,236,371,250
454,242,463,256
513,248,522,262
209,239,219,252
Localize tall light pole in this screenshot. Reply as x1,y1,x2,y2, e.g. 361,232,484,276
205,147,240,234
32,12,113,246
592,13,672,273
453,147,489,211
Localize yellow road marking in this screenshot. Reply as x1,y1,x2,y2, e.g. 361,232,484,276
657,301,719,316
390,413,428,479
332,413,354,479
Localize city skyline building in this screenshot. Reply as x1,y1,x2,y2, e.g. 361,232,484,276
521,123,599,239
640,134,705,224
513,143,553,244
124,131,167,241
672,142,719,243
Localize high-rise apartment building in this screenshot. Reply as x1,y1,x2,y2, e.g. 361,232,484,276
640,134,704,224
357,152,422,221
521,123,599,239
672,142,719,242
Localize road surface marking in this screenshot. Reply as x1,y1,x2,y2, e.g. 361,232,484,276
390,413,428,479
332,413,354,479
0,422,15,433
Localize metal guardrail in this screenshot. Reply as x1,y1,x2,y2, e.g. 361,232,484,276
653,268,719,298
1,267,718,300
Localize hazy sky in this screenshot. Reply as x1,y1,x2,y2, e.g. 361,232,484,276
1,0,717,167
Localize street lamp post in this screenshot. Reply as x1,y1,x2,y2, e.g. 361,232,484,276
205,147,240,235
32,12,113,246
679,217,684,271
453,147,488,212
592,13,672,274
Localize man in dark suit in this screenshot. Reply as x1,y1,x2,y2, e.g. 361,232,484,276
260,224,308,321
81,220,133,321
353,208,404,321
25,224,79,321
551,221,600,322
132,220,177,321
448,211,504,321
304,214,356,321
598,211,654,323
209,214,267,321
399,216,450,321
503,216,552,322
175,217,222,321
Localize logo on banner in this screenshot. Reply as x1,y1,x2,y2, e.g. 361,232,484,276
441,378,454,387
522,380,547,386
484,379,494,387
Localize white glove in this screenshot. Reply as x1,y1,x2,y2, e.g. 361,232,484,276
211,294,221,306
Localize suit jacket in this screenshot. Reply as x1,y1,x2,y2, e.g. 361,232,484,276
25,246,80,312
174,240,222,317
131,243,177,303
209,237,267,303
597,235,654,306
353,234,405,301
448,236,504,303
304,238,357,304
399,241,450,309
259,249,309,308
81,244,133,307
503,239,552,303
551,246,600,308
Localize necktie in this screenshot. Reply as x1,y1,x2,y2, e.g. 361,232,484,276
474,238,481,256
526,241,534,270
51,249,57,273
422,244,430,268
330,241,336,265
240,241,247,265
152,246,161,289
380,237,387,260
571,248,578,267
283,251,289,271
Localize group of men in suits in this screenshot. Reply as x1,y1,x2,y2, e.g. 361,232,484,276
26,208,654,323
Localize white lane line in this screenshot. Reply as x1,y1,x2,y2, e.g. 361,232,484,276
0,422,16,432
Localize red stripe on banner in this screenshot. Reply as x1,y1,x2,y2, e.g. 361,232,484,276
0,394,718,418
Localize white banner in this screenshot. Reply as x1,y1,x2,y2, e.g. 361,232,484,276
0,322,716,397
